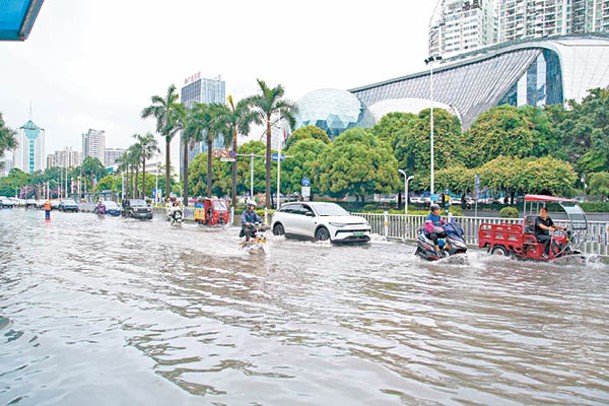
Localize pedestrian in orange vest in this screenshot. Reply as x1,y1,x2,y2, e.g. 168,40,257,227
44,201,51,220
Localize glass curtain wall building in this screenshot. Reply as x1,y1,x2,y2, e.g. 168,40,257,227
351,35,609,129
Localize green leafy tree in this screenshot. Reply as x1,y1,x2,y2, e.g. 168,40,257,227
587,172,609,199
285,125,331,149
394,108,463,192
282,138,327,195
247,79,297,208
141,84,185,199
435,165,475,203
95,175,116,193
463,105,541,168
0,168,30,197
318,128,399,201
369,111,417,149
182,103,207,205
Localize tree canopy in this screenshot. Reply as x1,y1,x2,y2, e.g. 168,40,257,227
285,125,331,150
318,128,399,201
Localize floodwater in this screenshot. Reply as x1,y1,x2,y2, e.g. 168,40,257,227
1,209,608,405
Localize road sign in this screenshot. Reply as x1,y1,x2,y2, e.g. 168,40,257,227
301,177,311,187
220,158,236,162
228,150,236,159
302,186,311,198
212,149,221,158
271,153,285,162
220,149,229,158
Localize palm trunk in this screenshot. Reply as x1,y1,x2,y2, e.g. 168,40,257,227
165,137,171,201
135,167,140,198
142,156,146,199
206,134,213,197
183,139,189,207
130,166,135,198
265,115,272,209
231,126,238,208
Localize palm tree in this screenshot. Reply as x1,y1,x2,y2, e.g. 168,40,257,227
141,85,185,201
247,79,297,208
219,95,257,208
115,152,130,199
126,144,142,198
81,156,106,193
133,132,160,198
182,103,207,206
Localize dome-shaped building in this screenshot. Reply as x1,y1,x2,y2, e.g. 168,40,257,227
294,88,373,139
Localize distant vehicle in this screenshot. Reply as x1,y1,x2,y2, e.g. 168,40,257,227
0,197,14,208
102,200,122,216
194,197,229,226
271,202,371,243
10,198,25,207
59,199,79,212
25,199,38,208
50,200,61,210
122,199,153,220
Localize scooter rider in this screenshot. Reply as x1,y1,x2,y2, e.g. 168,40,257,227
240,202,262,242
424,204,447,255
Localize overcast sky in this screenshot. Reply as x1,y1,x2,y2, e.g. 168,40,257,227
0,0,438,161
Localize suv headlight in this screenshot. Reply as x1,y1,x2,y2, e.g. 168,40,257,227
329,222,347,227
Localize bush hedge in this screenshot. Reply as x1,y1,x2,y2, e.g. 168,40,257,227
500,207,519,218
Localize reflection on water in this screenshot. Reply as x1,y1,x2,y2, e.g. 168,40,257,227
1,209,608,405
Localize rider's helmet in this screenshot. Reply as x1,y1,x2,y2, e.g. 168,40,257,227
430,203,441,211
247,200,256,209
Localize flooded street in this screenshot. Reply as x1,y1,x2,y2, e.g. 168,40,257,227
1,209,608,405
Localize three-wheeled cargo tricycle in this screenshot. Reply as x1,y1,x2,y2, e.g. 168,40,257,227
194,197,229,226
478,194,587,262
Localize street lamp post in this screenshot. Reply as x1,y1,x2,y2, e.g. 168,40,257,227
424,55,442,196
398,169,414,215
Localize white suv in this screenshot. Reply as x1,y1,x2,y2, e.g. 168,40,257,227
271,202,371,243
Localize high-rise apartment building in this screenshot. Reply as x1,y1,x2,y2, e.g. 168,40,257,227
430,0,498,57
104,148,126,168
179,72,226,176
13,120,45,174
46,147,81,169
82,129,105,165
431,0,609,56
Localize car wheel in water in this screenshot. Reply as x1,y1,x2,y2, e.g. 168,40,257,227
315,227,330,242
273,223,285,236
491,245,508,256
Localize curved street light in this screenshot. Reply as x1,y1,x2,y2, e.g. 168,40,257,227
424,54,442,196
398,169,414,215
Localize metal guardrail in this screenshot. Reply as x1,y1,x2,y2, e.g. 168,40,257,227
356,213,609,257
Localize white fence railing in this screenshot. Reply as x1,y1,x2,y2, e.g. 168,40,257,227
356,213,609,257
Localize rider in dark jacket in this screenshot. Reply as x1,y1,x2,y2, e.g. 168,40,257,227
240,202,262,242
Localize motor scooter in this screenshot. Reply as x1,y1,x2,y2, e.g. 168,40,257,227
415,221,468,261
166,205,183,225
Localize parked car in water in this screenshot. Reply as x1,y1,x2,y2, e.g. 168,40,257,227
271,202,371,243
0,197,15,208
59,199,79,212
122,199,153,220
25,199,38,208
102,200,122,216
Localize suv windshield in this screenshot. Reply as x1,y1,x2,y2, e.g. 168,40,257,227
62,200,77,205
130,200,147,207
313,204,349,216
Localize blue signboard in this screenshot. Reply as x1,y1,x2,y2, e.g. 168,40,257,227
301,177,311,187
271,153,285,162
